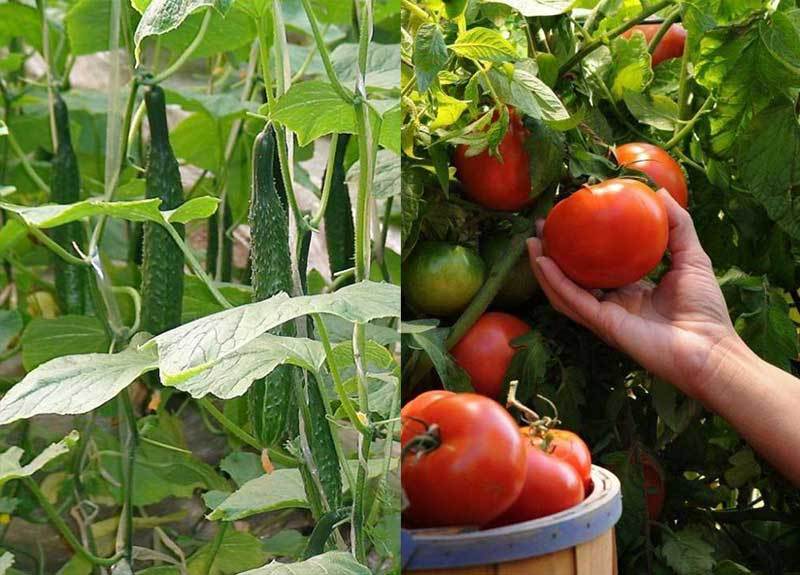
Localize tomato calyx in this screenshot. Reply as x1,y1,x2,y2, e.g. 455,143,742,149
505,380,561,436
401,417,442,461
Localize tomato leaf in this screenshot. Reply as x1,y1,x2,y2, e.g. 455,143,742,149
413,24,449,92
449,27,519,62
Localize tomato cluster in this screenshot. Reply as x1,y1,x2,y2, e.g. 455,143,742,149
401,391,593,528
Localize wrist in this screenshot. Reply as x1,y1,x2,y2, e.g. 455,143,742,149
692,333,761,408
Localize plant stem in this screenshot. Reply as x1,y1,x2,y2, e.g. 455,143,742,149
163,220,232,309
150,9,213,85
401,0,429,22
197,398,297,467
6,131,50,195
312,314,370,436
309,133,340,228
663,96,713,149
648,9,680,55
27,226,90,267
299,0,354,104
117,389,138,564
674,35,692,138
22,477,124,567
203,523,228,575
557,0,674,77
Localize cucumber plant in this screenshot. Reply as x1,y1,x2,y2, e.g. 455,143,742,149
0,1,400,574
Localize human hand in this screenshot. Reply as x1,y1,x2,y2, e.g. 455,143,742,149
527,189,745,401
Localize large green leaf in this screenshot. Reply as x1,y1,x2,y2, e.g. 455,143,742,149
413,24,448,92
0,344,158,425
0,431,79,488
134,0,233,62
0,197,219,229
148,281,400,387
449,27,518,62
270,81,355,145
21,316,110,371
165,334,326,398
332,42,401,92
206,469,309,521
239,552,370,575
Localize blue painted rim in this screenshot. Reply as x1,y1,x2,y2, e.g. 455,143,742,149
402,465,622,570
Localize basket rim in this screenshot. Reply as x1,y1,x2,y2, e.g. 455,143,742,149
402,464,622,570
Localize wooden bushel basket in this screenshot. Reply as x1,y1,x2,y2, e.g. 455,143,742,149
402,465,622,574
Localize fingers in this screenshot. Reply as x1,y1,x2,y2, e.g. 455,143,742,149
527,237,604,330
657,189,712,271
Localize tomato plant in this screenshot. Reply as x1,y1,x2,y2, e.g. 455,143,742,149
401,393,527,527
450,312,531,399
543,178,668,288
403,0,800,572
0,1,401,573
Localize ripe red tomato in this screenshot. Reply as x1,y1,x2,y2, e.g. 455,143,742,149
623,24,687,67
542,178,668,289
450,312,531,399
454,109,533,211
489,439,585,526
614,142,688,208
401,393,527,527
641,452,666,520
401,390,454,443
529,429,592,491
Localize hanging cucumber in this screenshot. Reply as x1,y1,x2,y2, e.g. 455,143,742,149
305,373,342,511
323,134,355,282
247,126,298,447
51,93,90,315
140,85,184,336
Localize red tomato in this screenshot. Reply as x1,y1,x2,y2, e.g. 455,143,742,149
614,142,688,208
623,24,687,67
454,109,532,211
489,439,585,526
450,312,531,399
530,429,592,491
400,390,454,443
542,178,668,289
641,452,666,520
401,393,527,527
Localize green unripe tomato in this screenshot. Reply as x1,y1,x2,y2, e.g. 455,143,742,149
404,241,485,317
481,233,538,308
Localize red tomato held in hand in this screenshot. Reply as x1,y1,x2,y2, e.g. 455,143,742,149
530,429,593,492
614,142,688,208
401,393,527,528
454,109,533,212
542,178,669,289
451,312,531,399
489,438,585,526
623,24,687,67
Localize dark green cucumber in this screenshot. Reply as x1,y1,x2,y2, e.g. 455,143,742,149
305,373,342,511
140,85,184,335
247,126,298,447
323,134,355,280
206,204,233,282
51,93,90,315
